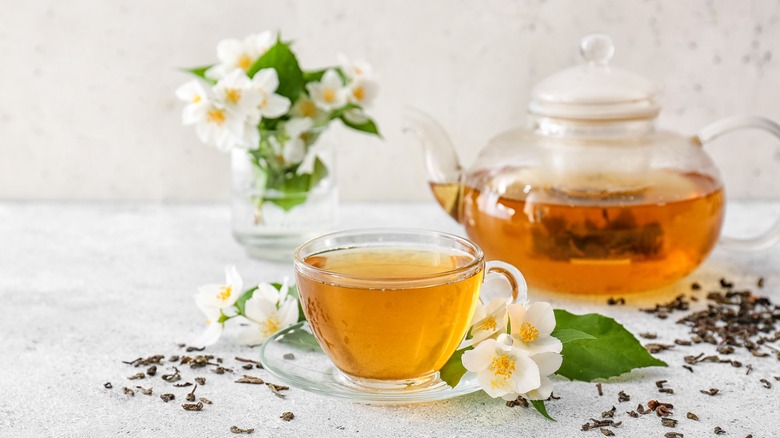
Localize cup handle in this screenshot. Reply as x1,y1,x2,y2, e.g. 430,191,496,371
695,115,780,251
481,260,528,305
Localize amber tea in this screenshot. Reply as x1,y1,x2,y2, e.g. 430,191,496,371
296,246,484,381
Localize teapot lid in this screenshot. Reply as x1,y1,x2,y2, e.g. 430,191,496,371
528,34,660,120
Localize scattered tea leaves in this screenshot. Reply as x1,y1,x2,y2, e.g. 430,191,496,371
267,383,289,398
617,390,630,402
146,365,157,376
186,345,206,352
627,410,639,418
655,380,668,388
746,364,753,375
674,339,692,346
199,397,212,404
181,401,204,411
661,418,678,427
104,382,113,389
135,386,153,396
160,393,175,402
123,355,165,367
194,377,206,385
691,282,701,290
636,404,649,415
186,384,198,402
665,433,684,438
600,428,615,436
230,426,254,434
506,396,529,408
601,406,616,418
607,297,626,306
719,278,733,289
686,412,699,421
122,387,135,396
173,382,192,388
235,375,265,385
682,365,693,373
127,373,146,380
760,378,772,389
162,367,181,382
700,388,719,396
212,366,232,374
714,426,726,435
758,277,765,288
596,383,603,396
645,343,675,354
640,332,658,340
280,412,295,421
658,388,674,394
242,364,254,370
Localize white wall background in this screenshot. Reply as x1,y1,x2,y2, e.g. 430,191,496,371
1,0,780,202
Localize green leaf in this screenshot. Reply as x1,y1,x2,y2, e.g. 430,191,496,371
551,328,596,344
339,114,381,137
554,309,667,382
309,157,328,189
234,286,259,316
530,400,556,421
439,346,472,388
247,41,304,101
182,65,214,83
278,328,321,352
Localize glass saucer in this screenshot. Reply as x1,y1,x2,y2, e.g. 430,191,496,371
258,322,481,404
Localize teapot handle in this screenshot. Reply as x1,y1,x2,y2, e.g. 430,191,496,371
696,115,780,251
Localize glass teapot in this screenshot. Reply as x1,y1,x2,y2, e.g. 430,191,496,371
405,34,780,294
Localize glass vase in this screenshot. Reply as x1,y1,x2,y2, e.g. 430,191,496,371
230,147,337,261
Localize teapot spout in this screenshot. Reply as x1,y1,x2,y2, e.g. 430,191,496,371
403,107,464,222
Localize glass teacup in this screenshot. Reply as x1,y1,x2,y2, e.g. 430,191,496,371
293,228,527,391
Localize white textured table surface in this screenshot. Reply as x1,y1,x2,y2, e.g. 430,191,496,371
2,201,780,437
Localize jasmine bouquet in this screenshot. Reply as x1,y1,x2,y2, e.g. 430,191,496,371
176,31,380,214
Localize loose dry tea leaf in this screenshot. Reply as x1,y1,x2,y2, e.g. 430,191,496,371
600,429,615,437
199,397,212,404
181,401,204,411
160,393,175,402
194,377,206,385
714,426,726,435
596,383,603,396
655,380,668,388
642,294,690,318
235,357,263,367
123,387,135,396
283,353,295,360
700,388,719,396
506,396,529,408
581,419,621,431
174,382,192,388
674,339,692,346
241,364,254,370
626,411,639,418
212,366,233,374
607,297,626,306
104,382,113,389
656,406,672,417
658,388,674,394
760,379,772,389
230,426,254,434
636,404,648,415
686,412,699,421
661,418,678,427
186,384,198,402
682,365,694,373
186,346,206,352
280,412,295,421
135,386,153,396
162,367,181,382
618,390,630,402
127,373,146,380
267,383,288,398
758,277,765,288
664,433,684,438
235,375,265,385
168,355,180,362
549,392,560,400
719,278,734,289
601,406,616,418
691,282,701,290
645,343,675,353
146,365,157,376
717,345,734,355
746,364,753,375
123,355,165,367
774,376,780,381
640,332,658,340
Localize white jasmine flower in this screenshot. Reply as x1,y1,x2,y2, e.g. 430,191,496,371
346,79,378,108
238,279,299,345
282,117,314,165
175,80,213,124
469,298,509,345
190,299,224,347
523,352,563,401
194,265,243,310
508,302,563,354
206,31,276,79
185,100,246,152
462,334,541,398
337,53,373,81
251,68,291,118
306,69,347,111
214,69,263,123
291,93,328,124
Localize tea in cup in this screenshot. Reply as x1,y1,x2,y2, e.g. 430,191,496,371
293,229,526,390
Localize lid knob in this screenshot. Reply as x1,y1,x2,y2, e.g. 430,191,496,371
580,34,614,66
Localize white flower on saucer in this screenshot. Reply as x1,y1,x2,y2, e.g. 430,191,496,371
190,299,224,347
175,79,213,124
508,302,562,354
252,68,291,118
306,69,347,111
238,279,299,345
194,265,243,310
462,334,541,398
469,298,509,344
206,31,277,79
